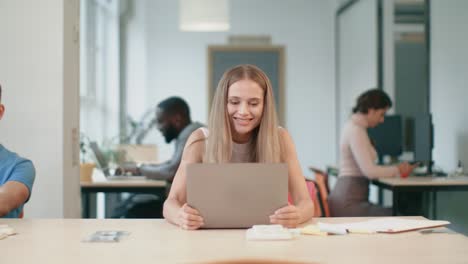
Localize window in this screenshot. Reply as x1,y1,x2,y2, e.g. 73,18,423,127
80,0,120,145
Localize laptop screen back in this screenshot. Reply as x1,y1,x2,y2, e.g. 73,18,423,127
89,142,110,176
186,163,288,228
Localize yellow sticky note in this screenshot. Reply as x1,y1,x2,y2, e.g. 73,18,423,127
301,225,328,236
347,229,375,234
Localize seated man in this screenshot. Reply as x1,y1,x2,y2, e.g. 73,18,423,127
113,96,203,218
0,84,35,218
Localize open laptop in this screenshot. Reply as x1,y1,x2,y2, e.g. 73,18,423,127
89,141,146,180
186,163,288,228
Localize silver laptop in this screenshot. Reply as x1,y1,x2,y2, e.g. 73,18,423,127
186,163,288,228
89,141,146,180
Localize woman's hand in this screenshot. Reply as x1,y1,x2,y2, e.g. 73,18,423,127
397,162,418,178
269,205,301,228
177,203,204,230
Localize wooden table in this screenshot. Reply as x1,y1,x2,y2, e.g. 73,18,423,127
372,176,468,218
1,217,467,264
81,179,167,218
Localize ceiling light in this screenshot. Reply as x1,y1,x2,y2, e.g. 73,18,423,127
179,0,230,32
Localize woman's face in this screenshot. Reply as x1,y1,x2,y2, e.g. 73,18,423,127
367,107,388,128
227,79,264,143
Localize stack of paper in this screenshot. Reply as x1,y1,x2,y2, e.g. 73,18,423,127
246,225,296,241
0,224,16,240
302,218,450,235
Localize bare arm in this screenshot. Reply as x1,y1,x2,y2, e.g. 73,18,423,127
0,181,29,217
270,128,314,227
139,160,178,181
163,129,205,228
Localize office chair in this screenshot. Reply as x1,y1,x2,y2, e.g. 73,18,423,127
305,179,323,217
288,179,321,217
309,167,331,217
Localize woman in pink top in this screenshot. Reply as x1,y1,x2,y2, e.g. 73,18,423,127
163,65,314,229
328,89,416,216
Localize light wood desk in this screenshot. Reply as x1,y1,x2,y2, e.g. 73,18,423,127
2,217,467,264
372,176,468,218
81,179,167,218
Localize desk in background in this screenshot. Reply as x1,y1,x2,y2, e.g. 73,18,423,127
81,179,167,218
2,217,467,264
322,166,468,219
372,176,468,219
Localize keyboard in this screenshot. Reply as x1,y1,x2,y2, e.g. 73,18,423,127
106,175,147,181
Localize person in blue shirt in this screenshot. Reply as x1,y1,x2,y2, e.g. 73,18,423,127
0,84,35,218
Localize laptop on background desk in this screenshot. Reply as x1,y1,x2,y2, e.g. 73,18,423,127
186,163,288,228
89,142,147,181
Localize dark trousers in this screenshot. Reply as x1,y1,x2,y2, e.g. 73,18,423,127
112,194,164,218
328,176,392,217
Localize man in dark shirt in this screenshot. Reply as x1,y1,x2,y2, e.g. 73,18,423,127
114,97,203,218
126,97,203,182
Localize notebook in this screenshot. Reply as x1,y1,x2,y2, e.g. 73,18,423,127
186,163,288,229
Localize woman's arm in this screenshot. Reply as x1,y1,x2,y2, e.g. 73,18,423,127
163,129,205,229
270,128,314,227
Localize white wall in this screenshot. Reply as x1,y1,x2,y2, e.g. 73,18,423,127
124,0,148,123
337,0,378,153
382,0,395,104
128,0,336,175
431,0,468,234
0,0,80,218
431,0,468,172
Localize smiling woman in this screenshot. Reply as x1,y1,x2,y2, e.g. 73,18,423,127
162,64,314,230
208,46,285,125
227,79,264,143
205,65,281,164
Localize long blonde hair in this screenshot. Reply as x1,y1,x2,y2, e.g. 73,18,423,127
204,64,281,163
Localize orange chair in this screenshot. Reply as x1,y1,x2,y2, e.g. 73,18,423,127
306,179,323,217
309,167,331,217
287,179,322,217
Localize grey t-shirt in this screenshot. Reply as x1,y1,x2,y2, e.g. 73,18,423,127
139,122,204,182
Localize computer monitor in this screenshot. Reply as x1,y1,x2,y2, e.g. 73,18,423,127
367,115,403,164
414,113,433,172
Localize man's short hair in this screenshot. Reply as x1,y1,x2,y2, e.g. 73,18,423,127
157,97,191,119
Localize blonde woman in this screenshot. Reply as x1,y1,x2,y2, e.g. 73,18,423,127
163,64,313,230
